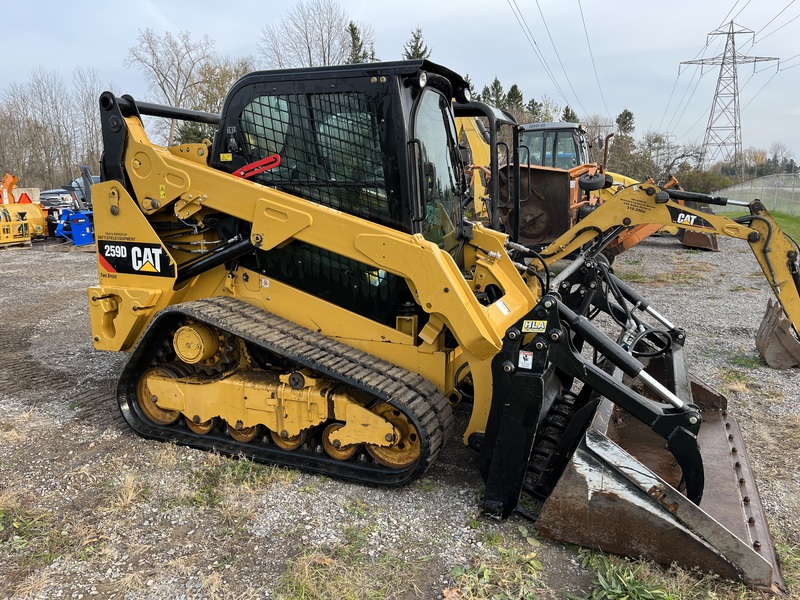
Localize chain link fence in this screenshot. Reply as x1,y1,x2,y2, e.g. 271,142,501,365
715,174,800,214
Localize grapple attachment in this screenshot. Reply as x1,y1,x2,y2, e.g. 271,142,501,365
479,255,786,595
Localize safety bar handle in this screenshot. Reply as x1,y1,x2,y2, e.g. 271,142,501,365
100,91,221,126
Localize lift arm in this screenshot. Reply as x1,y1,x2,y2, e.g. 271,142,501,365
535,184,800,337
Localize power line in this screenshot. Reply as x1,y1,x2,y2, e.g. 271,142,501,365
755,0,796,35
663,35,725,135
730,0,754,22
532,0,590,116
670,68,708,138
505,0,573,108
758,10,800,41
719,0,741,26
576,0,612,121
741,70,779,110
658,43,709,131
657,75,682,131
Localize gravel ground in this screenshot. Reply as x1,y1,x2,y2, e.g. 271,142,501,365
0,235,798,599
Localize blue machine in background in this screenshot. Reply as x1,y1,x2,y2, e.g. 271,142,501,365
54,165,96,246
55,209,94,246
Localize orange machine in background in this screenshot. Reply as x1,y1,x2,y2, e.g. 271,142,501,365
1,173,49,246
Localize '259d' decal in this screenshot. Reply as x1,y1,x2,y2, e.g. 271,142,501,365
97,241,175,277
666,206,714,230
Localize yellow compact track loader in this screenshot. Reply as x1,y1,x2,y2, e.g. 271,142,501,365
89,61,793,594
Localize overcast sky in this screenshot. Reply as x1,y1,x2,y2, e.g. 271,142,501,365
5,0,799,160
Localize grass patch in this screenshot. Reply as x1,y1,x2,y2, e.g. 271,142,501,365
0,489,108,590
274,525,430,599
110,471,151,510
768,211,800,241
729,354,763,369
445,527,544,599
617,268,705,287
719,367,757,393
615,253,710,286
189,453,290,508
569,544,800,599
777,538,800,593
726,210,800,241
568,550,671,599
617,269,648,284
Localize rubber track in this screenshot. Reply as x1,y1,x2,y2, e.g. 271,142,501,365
117,296,454,486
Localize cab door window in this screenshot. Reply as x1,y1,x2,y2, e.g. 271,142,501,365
412,89,461,252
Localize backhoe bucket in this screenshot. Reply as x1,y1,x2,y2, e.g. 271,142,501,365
756,298,800,369
678,228,720,251
535,373,786,595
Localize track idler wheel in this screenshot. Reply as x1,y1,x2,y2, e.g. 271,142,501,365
185,415,218,435
270,429,309,451
227,422,261,443
322,422,361,461
365,403,421,468
136,364,188,426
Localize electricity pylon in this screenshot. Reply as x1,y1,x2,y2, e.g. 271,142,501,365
681,22,777,172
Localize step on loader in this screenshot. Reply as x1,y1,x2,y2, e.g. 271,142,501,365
88,60,790,594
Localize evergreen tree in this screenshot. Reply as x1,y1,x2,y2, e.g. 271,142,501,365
485,78,506,109
345,21,376,64
562,105,578,123
506,84,524,111
402,26,432,59
525,98,543,121
615,109,635,136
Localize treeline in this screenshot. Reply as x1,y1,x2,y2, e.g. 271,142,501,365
1,0,794,193
0,67,103,190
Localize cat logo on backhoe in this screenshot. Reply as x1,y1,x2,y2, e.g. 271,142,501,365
666,205,714,229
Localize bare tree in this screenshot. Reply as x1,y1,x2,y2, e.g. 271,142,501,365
0,83,42,185
769,141,792,168
176,55,257,144
258,0,350,68
72,67,105,173
581,114,614,163
125,29,215,144
192,55,256,114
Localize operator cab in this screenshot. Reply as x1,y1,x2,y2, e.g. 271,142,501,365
210,60,472,253
519,122,590,169
208,60,473,326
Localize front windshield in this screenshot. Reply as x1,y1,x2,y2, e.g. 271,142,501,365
413,88,461,253
520,129,582,169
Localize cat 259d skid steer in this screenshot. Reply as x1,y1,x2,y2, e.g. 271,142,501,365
89,60,792,594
